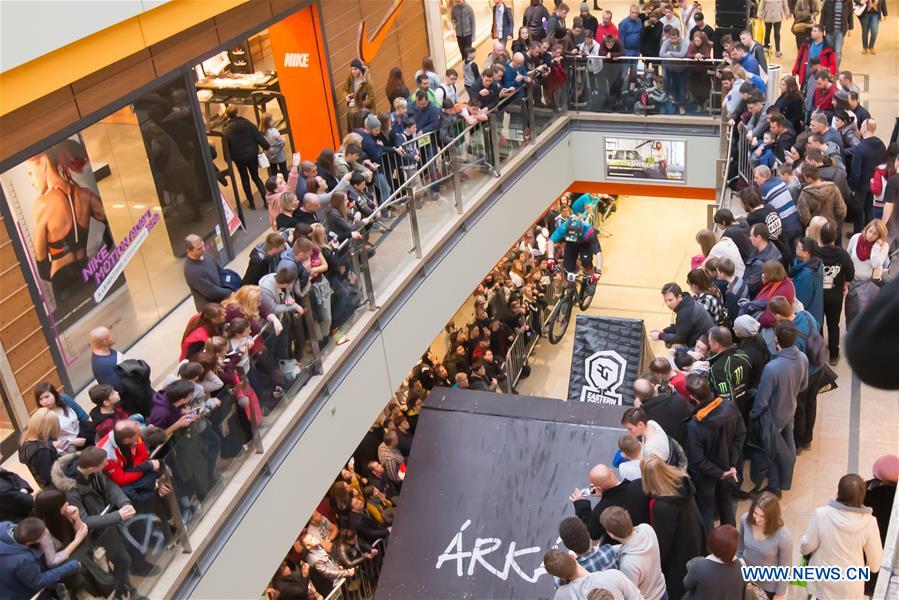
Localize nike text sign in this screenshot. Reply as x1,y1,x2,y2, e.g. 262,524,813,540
567,315,645,406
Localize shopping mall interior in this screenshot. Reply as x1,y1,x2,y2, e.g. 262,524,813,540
0,0,897,599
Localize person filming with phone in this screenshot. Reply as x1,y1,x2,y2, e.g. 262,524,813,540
568,464,650,543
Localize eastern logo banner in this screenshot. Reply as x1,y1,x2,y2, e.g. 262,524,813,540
567,315,646,406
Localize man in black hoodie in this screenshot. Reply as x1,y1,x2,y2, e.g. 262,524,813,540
650,283,715,347
817,221,855,364
633,375,692,447
685,375,746,531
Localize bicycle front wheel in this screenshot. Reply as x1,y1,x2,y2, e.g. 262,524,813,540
579,278,596,310
547,295,574,344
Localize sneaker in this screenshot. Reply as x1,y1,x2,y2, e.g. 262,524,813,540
828,354,839,367
335,332,350,345
775,51,782,57
862,48,869,54
869,48,876,55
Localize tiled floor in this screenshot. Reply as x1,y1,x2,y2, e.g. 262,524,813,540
517,194,899,590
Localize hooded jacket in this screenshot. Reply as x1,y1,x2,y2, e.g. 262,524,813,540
617,523,666,600
707,347,754,407
791,256,824,325
650,476,706,600
686,397,746,482
88,405,130,441
641,392,692,447
818,244,855,293
659,294,715,347
797,180,847,226
50,453,130,532
800,500,883,599
0,521,81,600
18,441,57,489
751,346,809,429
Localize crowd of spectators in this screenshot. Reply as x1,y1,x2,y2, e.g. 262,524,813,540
3,3,897,599
261,199,596,598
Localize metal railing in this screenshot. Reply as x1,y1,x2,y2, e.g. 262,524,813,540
563,55,727,116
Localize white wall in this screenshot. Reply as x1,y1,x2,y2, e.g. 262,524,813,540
0,0,169,72
183,123,717,598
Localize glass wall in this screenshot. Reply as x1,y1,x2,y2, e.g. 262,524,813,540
0,77,224,391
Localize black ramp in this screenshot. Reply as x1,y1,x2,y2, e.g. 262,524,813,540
566,315,646,406
376,388,625,600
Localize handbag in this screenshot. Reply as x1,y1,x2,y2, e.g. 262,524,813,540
258,152,270,169
739,558,769,600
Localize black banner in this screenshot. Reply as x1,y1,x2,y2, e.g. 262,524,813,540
566,315,646,406
375,388,625,599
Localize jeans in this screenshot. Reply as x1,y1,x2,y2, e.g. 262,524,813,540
665,70,687,106
764,21,782,52
268,161,289,179
767,422,796,492
456,34,472,58
234,158,267,209
826,31,845,65
860,13,881,49
695,477,737,532
822,289,844,359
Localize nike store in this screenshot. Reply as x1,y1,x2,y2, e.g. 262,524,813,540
0,0,431,413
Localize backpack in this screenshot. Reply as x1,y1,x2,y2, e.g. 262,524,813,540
797,312,828,367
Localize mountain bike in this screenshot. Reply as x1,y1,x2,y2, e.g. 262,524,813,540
546,266,597,344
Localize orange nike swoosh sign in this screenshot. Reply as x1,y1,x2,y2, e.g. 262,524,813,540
358,0,407,63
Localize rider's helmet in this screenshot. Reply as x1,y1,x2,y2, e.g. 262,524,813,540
563,216,584,243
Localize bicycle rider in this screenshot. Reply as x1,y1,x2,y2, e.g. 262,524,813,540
546,214,603,294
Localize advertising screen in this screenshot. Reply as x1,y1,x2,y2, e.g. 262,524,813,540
605,136,686,183
0,135,123,329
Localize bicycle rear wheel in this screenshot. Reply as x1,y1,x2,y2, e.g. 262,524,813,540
547,294,574,344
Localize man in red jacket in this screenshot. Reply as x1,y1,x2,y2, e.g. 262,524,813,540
792,24,837,87
812,71,838,114
98,420,169,501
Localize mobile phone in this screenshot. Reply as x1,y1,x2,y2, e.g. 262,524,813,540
580,487,592,498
